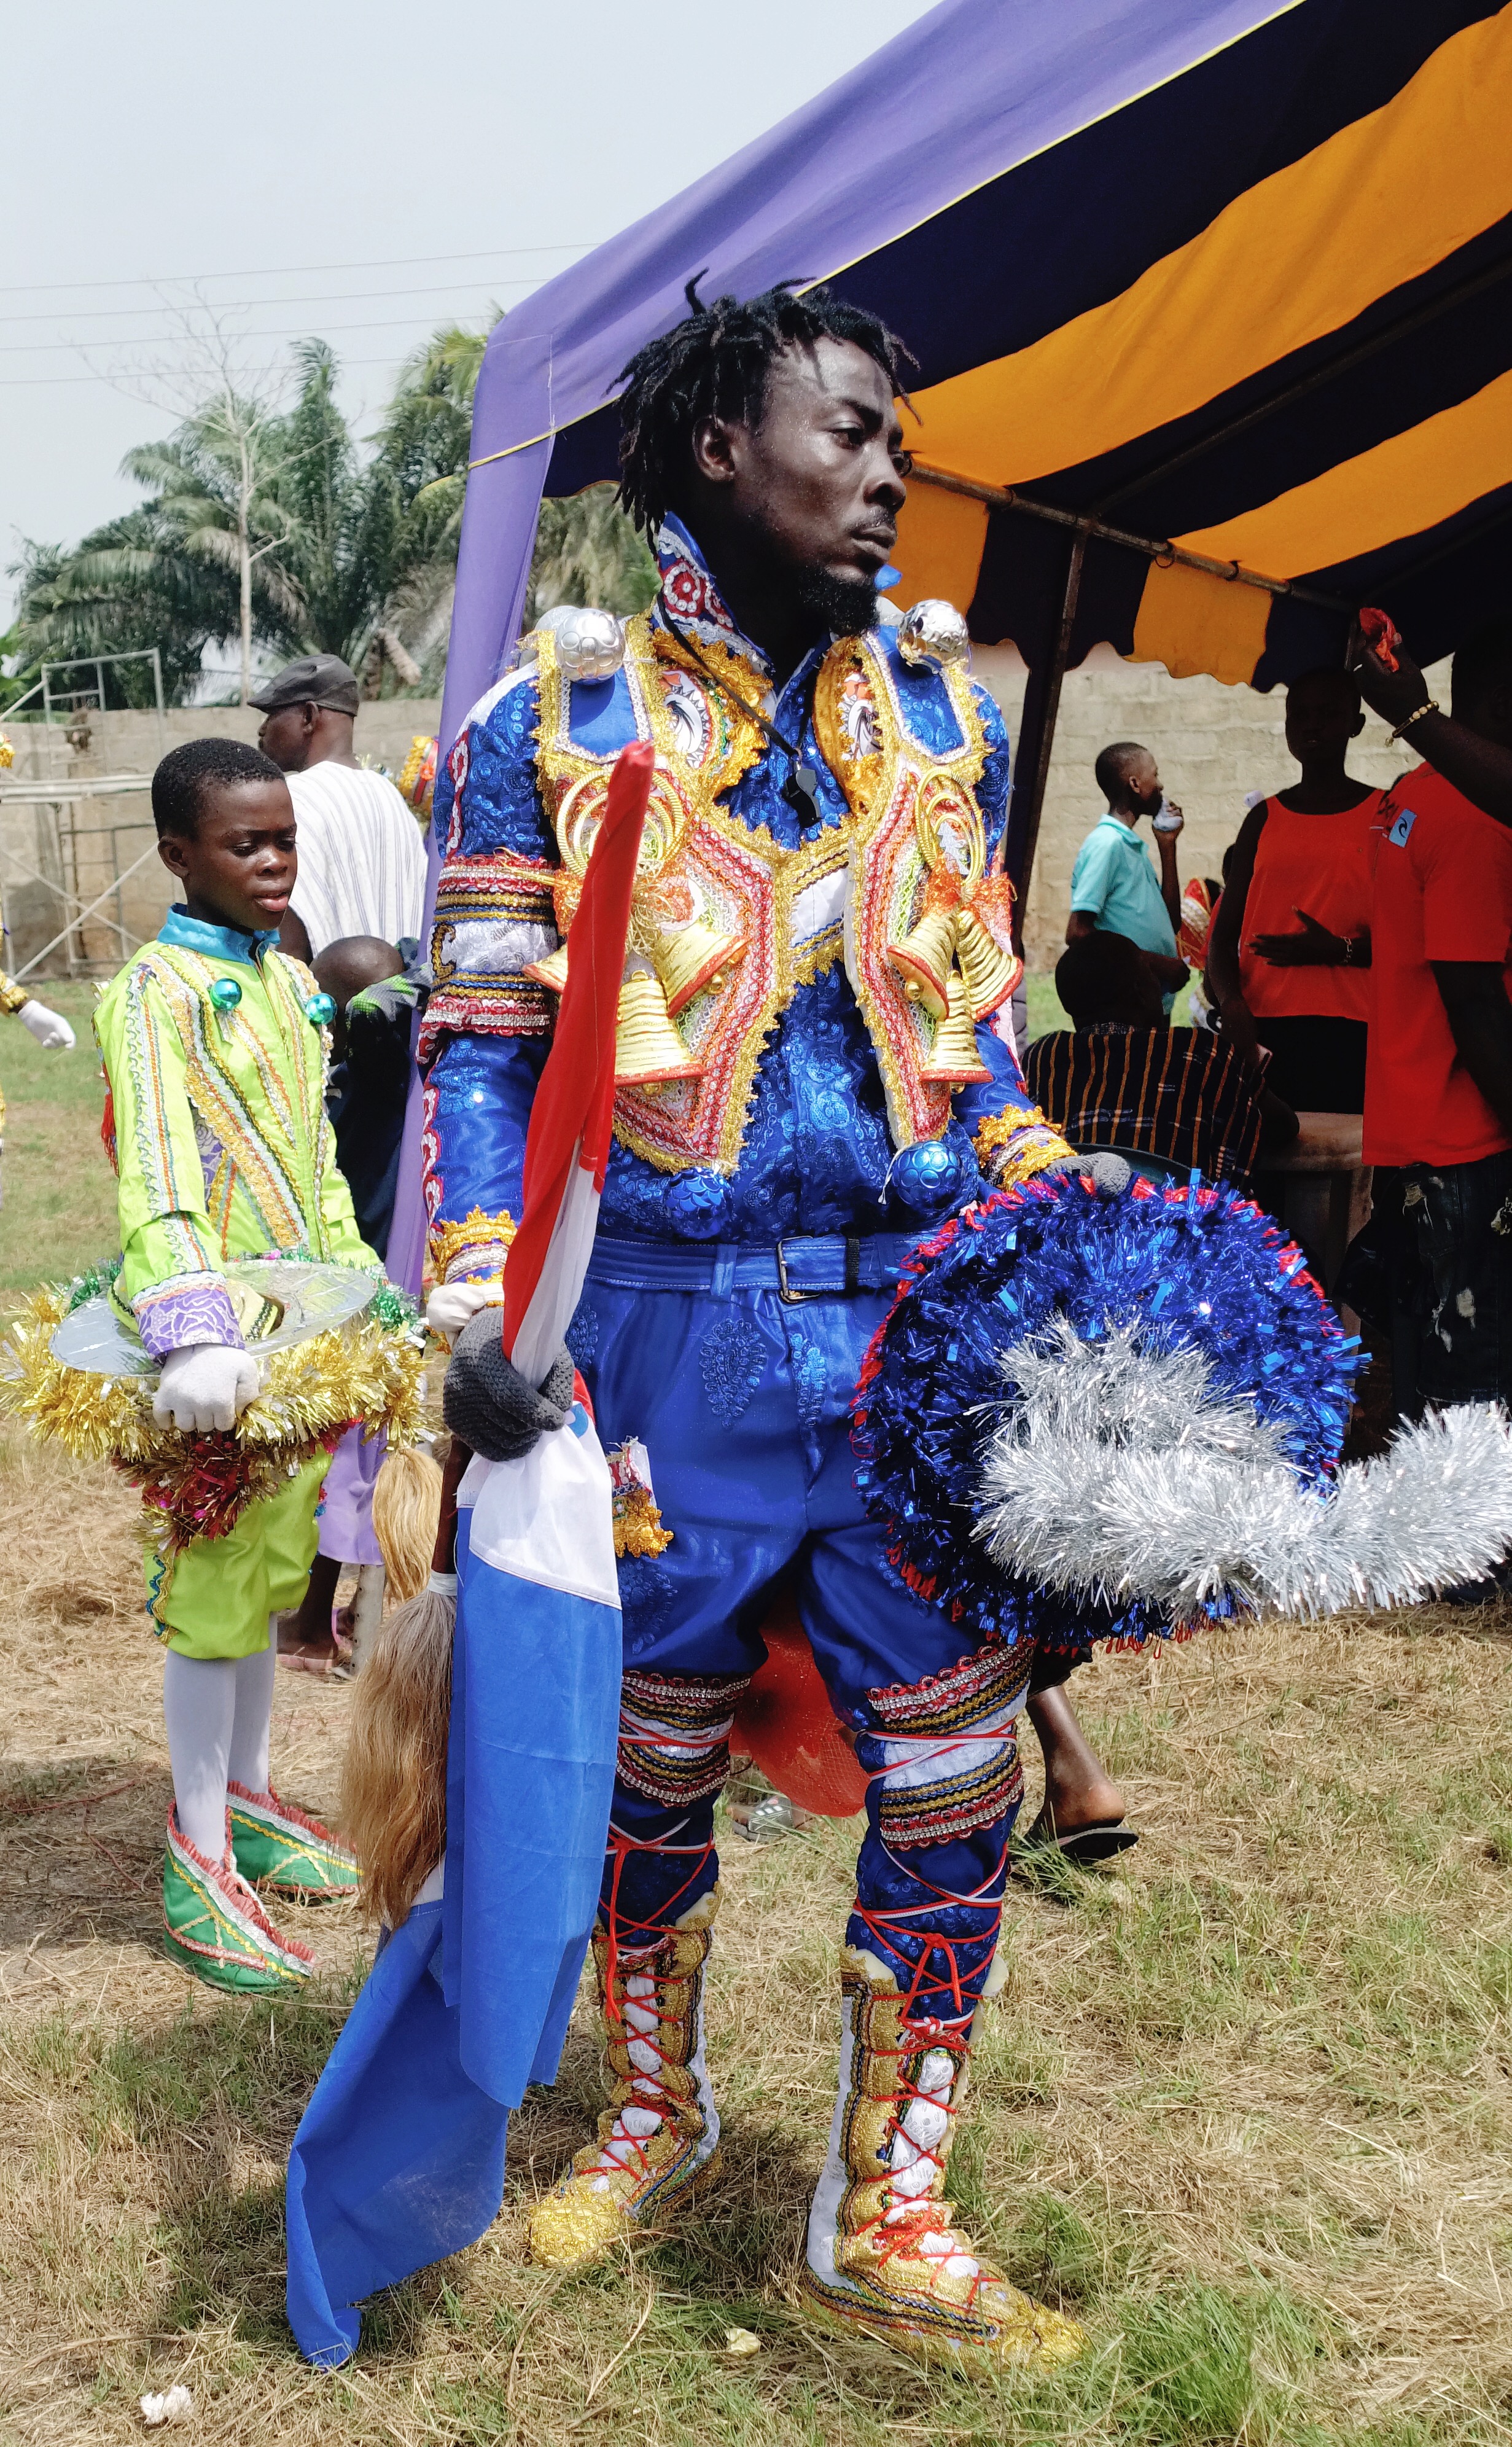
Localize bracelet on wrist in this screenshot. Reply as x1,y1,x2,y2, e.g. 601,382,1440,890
1389,698,1439,741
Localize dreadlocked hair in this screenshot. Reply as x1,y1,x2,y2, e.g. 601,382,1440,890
616,278,913,534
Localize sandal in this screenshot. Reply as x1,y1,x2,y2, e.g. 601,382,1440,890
1013,1820,1139,1880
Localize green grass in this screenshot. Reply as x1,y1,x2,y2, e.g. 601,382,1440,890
0,978,117,1297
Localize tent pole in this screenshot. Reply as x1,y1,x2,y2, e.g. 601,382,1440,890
1009,526,1086,925
912,463,1347,613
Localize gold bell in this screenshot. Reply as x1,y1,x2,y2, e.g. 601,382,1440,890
652,919,747,1018
887,907,957,1020
953,908,1019,1020
921,969,991,1084
615,969,704,1087
523,942,570,996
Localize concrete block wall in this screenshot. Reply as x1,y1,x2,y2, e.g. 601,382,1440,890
0,701,441,978
0,657,1457,980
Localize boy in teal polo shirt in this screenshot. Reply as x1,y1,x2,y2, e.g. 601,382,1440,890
1067,741,1189,1009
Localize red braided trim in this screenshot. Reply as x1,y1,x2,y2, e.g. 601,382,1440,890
601,1821,715,2028
843,2024,985,2311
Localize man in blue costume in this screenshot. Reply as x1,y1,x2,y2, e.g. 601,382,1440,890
421,285,1081,2370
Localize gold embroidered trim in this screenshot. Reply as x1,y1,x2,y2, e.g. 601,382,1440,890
428,1206,517,1284
819,636,998,1147
974,1104,1074,1188
0,972,30,1017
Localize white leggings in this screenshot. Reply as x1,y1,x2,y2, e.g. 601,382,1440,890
162,1620,278,1860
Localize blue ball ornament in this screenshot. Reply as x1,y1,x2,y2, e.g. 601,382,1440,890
209,977,242,1012
304,991,337,1028
665,1169,731,1239
887,1136,977,1217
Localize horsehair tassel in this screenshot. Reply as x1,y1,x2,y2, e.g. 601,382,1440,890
341,1430,475,1927
372,1445,445,1606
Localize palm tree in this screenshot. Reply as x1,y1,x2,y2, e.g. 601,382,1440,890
7,322,661,706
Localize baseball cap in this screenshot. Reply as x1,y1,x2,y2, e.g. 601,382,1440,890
250,654,360,716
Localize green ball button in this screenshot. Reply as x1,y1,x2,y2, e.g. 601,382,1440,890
209,977,242,1011
304,992,337,1026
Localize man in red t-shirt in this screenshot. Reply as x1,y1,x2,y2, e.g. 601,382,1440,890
1354,619,1512,1419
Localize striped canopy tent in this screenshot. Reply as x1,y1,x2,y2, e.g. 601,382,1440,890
440,0,1512,902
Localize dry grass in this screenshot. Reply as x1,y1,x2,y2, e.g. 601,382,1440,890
4,1416,1512,2442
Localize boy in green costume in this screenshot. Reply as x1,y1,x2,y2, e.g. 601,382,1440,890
95,737,374,1992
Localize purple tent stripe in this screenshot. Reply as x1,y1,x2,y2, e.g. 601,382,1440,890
438,0,1296,752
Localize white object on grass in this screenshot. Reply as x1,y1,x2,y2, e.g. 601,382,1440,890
139,2383,194,2426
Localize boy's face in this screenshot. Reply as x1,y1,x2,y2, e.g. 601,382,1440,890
157,779,298,934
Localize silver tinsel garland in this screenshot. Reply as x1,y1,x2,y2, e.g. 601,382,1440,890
976,1319,1512,1617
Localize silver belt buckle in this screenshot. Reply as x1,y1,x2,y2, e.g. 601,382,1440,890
774,1239,812,1304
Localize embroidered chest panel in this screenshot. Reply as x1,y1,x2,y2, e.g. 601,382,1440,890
125,945,335,1253
531,615,1018,1170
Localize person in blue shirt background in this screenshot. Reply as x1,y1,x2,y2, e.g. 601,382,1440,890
1067,741,1190,1011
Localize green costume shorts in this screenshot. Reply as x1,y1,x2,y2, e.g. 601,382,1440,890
147,1451,331,1660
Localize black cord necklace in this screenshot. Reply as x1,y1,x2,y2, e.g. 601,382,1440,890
660,604,824,825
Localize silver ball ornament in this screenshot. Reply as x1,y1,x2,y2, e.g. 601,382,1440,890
548,604,627,682
897,598,972,671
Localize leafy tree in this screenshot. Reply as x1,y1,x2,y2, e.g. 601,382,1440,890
7,322,659,708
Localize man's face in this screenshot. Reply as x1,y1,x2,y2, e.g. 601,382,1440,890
704,337,908,604
257,703,314,772
1285,676,1363,764
1124,751,1162,818
158,781,298,933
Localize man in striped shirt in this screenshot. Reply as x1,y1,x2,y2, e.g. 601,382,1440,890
1026,929,1295,1181
254,654,426,962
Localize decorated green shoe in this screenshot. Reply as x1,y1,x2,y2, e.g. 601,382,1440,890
227,1782,360,1897
163,1809,314,1994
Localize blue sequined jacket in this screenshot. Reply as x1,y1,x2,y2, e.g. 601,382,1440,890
421,521,1064,1283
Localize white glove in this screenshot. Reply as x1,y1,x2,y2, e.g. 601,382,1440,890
152,1342,260,1433
18,998,75,1050
427,1276,502,1344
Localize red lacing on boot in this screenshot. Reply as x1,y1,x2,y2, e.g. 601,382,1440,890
849,1834,1010,2027
580,1822,717,2190
843,2018,989,2311
601,1817,715,2031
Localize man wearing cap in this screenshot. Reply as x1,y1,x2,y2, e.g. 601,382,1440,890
253,654,426,962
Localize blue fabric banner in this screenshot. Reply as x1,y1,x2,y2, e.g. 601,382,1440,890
285,1504,622,2367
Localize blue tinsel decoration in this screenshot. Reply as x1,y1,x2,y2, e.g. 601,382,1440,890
852,1173,1361,1656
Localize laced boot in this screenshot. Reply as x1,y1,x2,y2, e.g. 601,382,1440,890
799,1948,1082,2370
529,1884,721,2269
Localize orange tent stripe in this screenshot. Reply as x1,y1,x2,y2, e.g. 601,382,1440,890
904,5,1512,489
1130,557,1274,685
1173,364,1512,577
889,482,989,611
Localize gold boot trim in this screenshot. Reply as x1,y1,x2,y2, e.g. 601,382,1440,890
800,1961,1083,2370
527,1886,721,2273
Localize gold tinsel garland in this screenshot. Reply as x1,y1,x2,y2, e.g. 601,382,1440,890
0,1286,425,1552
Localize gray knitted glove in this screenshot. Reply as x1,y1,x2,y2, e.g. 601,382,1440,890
442,1313,575,1462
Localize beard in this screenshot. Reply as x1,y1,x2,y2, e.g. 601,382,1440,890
792,564,881,640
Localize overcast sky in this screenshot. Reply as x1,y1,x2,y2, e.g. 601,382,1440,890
2,0,937,630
